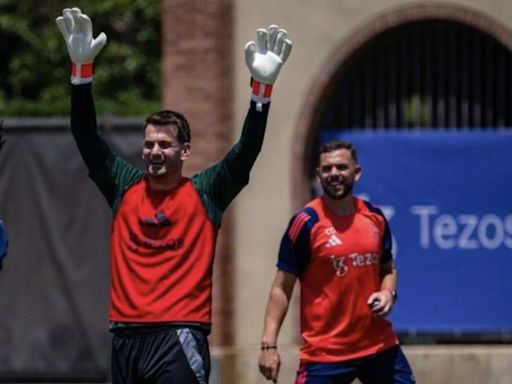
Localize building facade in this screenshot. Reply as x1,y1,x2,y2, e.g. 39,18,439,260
230,1,512,383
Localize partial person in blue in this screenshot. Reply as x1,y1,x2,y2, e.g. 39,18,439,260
0,122,8,270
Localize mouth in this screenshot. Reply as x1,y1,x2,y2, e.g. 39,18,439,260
324,179,346,196
327,179,343,188
149,160,165,173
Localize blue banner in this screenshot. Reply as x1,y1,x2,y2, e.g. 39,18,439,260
323,130,512,333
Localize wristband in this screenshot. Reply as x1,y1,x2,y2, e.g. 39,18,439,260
382,288,397,302
261,345,277,351
71,63,94,85
250,78,273,111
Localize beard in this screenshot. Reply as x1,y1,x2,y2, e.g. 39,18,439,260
321,179,354,200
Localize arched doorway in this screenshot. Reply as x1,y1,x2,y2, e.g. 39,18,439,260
295,3,512,206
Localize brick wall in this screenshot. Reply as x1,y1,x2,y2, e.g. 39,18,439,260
161,0,234,346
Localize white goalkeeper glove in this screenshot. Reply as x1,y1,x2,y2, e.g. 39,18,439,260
245,25,292,110
56,8,107,85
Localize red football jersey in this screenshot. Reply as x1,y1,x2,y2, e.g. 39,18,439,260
109,177,217,324
71,84,271,328
278,197,399,363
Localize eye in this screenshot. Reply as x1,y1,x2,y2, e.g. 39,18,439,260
158,141,172,149
144,141,154,149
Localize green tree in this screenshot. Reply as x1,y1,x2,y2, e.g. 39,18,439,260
0,0,161,116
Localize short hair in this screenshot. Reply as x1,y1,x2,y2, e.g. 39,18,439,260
144,110,191,144
318,139,358,164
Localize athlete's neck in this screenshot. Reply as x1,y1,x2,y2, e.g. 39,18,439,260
148,173,184,191
322,195,355,215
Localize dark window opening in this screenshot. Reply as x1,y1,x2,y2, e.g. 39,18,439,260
319,20,512,132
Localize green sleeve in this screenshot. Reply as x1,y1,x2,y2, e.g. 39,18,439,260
90,154,144,214
192,162,240,228
192,101,270,227
71,84,144,213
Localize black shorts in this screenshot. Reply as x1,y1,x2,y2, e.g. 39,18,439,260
296,345,415,384
111,325,210,384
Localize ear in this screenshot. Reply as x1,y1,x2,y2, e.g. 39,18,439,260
180,143,191,161
354,164,362,181
315,166,321,180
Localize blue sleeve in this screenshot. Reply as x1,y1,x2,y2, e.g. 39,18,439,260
0,221,8,270
362,200,393,264
277,208,318,277
381,217,393,264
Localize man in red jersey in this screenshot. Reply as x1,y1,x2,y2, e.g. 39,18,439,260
259,140,415,384
56,7,292,384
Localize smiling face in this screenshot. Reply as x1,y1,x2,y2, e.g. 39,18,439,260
316,148,361,201
142,124,190,180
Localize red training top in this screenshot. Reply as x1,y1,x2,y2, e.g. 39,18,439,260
277,197,399,363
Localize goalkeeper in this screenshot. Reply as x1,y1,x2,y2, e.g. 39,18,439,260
56,8,292,384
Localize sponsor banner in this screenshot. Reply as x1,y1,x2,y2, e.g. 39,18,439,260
322,130,512,333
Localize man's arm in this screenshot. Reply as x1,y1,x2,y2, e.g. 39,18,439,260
367,260,398,317
258,269,297,383
380,259,398,293
222,101,270,186
226,24,292,183
71,84,112,173
57,8,143,209
57,8,110,173
193,25,292,222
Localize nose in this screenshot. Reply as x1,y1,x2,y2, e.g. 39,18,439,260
150,143,162,155
328,167,341,177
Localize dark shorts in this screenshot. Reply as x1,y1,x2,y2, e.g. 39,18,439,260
111,325,210,384
296,345,415,384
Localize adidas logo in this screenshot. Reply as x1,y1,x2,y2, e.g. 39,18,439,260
326,234,342,247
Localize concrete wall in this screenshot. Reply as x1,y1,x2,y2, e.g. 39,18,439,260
226,1,512,382
212,345,512,383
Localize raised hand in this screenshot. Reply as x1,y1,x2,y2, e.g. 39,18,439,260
56,8,107,84
245,25,292,110
245,25,292,85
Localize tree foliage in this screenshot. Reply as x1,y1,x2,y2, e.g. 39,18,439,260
0,0,161,116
